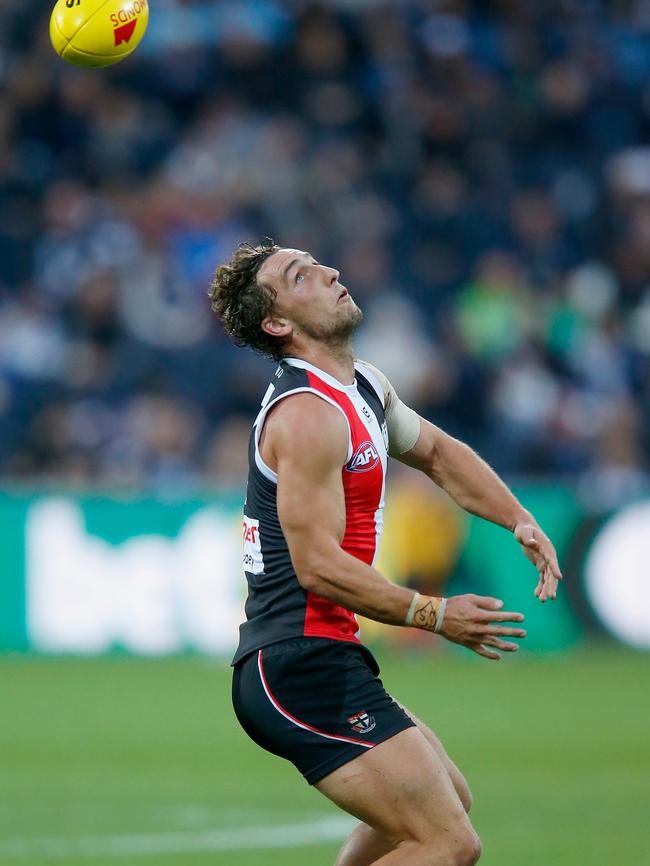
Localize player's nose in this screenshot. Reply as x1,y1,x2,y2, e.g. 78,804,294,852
324,266,340,284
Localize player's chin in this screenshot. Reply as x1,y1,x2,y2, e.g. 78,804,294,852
345,300,363,323
332,303,362,337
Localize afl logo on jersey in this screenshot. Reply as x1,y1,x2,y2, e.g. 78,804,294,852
347,440,380,473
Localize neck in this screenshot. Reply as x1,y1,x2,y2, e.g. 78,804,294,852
284,342,356,386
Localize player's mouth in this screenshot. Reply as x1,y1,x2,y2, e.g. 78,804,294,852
337,288,349,303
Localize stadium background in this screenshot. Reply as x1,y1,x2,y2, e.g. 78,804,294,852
1,1,648,864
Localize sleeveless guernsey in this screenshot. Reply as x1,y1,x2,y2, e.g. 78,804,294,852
232,357,388,665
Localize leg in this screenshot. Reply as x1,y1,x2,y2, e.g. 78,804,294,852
398,703,473,813
333,705,473,866
334,823,393,866
317,727,481,866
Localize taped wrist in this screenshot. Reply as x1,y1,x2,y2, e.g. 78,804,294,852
409,595,447,633
405,591,420,626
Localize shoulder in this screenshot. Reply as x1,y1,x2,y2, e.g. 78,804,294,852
355,359,391,409
264,392,349,468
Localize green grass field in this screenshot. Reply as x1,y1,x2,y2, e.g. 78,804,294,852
1,646,648,866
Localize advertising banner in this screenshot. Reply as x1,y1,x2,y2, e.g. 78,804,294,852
0,488,647,655
0,492,244,655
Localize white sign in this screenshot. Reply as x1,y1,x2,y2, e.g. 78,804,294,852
26,499,244,655
585,500,650,649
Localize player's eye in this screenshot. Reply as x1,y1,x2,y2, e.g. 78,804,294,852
295,272,305,284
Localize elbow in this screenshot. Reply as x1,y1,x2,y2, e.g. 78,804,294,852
292,549,334,595
428,442,444,485
295,570,322,594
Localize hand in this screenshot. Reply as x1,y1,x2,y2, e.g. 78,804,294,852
439,594,526,661
514,522,563,602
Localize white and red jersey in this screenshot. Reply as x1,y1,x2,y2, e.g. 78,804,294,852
233,357,388,665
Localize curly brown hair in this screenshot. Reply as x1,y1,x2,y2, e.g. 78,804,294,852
208,240,284,360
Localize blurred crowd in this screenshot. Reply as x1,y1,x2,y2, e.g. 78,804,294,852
1,0,649,506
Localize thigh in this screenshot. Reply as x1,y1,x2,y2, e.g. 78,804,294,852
316,726,473,847
327,707,473,864
397,702,472,811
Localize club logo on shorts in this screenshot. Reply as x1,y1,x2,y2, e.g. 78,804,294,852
347,440,380,473
348,711,376,734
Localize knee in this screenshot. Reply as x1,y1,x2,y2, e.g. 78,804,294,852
450,828,481,866
414,825,481,866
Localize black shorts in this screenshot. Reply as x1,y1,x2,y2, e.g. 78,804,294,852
231,637,415,785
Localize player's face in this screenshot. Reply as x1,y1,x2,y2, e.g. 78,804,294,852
258,248,362,345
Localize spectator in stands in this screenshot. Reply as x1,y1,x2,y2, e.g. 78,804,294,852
0,0,647,503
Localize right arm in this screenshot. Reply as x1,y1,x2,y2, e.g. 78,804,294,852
262,393,526,660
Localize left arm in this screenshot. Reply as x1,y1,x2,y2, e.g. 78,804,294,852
399,419,531,532
398,418,563,602
355,360,562,602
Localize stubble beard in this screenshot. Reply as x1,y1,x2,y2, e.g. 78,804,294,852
297,301,364,350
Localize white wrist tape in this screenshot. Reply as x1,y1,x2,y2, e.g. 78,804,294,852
405,592,421,626
434,598,447,634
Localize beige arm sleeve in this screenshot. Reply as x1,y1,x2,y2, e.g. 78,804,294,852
356,360,421,457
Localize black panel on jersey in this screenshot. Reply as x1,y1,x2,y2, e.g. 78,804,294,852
234,363,312,665
355,367,387,440
232,360,387,666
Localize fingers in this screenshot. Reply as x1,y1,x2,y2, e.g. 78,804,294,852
538,569,559,603
531,537,562,586
471,632,525,659
478,624,527,638
468,595,506,612
482,636,520,652
476,609,525,624
538,570,549,602
537,539,563,584
470,643,501,661
516,524,564,602
547,554,563,582
538,562,561,602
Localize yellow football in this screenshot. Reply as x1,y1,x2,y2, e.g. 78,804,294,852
50,0,149,68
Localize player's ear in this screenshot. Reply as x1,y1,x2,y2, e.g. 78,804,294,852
261,315,292,339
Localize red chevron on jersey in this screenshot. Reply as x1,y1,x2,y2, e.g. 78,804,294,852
302,370,386,641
